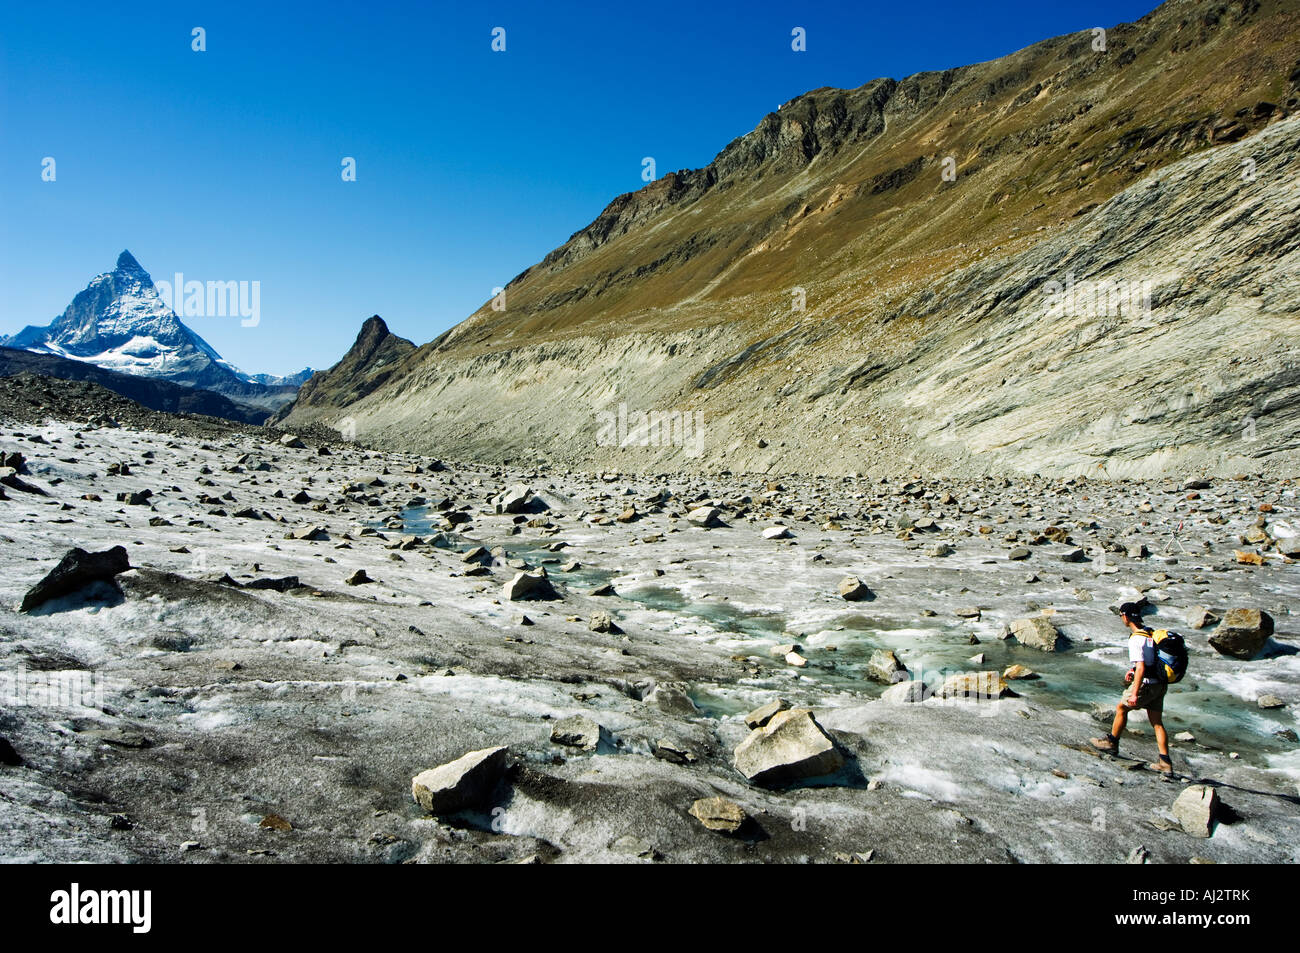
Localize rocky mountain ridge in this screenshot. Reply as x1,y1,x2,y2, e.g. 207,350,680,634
274,0,1300,478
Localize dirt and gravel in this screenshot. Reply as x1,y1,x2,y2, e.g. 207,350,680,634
2,386,1297,863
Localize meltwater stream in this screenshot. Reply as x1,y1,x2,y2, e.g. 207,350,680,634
389,504,1300,780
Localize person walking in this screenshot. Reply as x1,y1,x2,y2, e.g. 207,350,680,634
1090,602,1174,774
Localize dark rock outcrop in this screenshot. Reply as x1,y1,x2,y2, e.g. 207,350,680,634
20,546,131,612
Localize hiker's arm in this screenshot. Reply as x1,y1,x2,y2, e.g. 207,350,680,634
1127,660,1145,703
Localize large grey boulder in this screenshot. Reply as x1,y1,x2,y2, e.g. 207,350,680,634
1209,609,1273,659
744,698,790,729
0,466,46,495
939,671,1010,699
502,568,560,601
838,576,873,601
551,714,603,750
686,506,723,527
1009,616,1066,652
867,649,907,684
1172,785,1217,838
20,546,131,612
411,746,509,814
733,708,844,786
649,683,700,717
880,679,933,704
494,484,546,514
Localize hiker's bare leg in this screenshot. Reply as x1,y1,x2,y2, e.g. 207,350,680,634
1148,705,1169,758
1110,702,1131,740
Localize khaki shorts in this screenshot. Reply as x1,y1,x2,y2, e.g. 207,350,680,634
1124,679,1167,712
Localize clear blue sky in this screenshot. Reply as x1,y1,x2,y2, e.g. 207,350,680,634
0,0,1160,376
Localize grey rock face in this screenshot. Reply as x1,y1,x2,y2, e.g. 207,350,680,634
290,113,1300,481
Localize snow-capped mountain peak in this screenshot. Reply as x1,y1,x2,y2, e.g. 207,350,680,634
0,250,303,410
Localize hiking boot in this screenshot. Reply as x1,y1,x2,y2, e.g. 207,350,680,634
1089,736,1118,753
1149,759,1174,775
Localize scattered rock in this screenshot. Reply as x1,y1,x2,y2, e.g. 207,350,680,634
939,671,1009,699
646,684,699,718
345,569,373,586
1186,606,1219,629
880,679,932,704
733,708,844,786
20,545,131,612
551,714,602,750
244,576,302,592
502,568,560,601
1010,616,1066,652
688,796,747,834
588,611,617,633
838,576,872,601
494,484,545,514
687,506,722,528
867,649,907,684
411,746,509,814
1208,609,1273,659
0,467,46,496
744,698,790,730
1172,785,1218,838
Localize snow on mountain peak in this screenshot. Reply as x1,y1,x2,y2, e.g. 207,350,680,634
0,251,302,405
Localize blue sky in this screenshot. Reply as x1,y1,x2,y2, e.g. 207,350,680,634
0,0,1160,376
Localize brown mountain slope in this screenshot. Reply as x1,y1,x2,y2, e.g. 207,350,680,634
273,316,415,427
279,0,1300,476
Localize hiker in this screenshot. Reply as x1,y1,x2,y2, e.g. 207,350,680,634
1090,602,1174,774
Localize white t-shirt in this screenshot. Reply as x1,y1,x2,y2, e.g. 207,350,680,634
1128,632,1159,683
